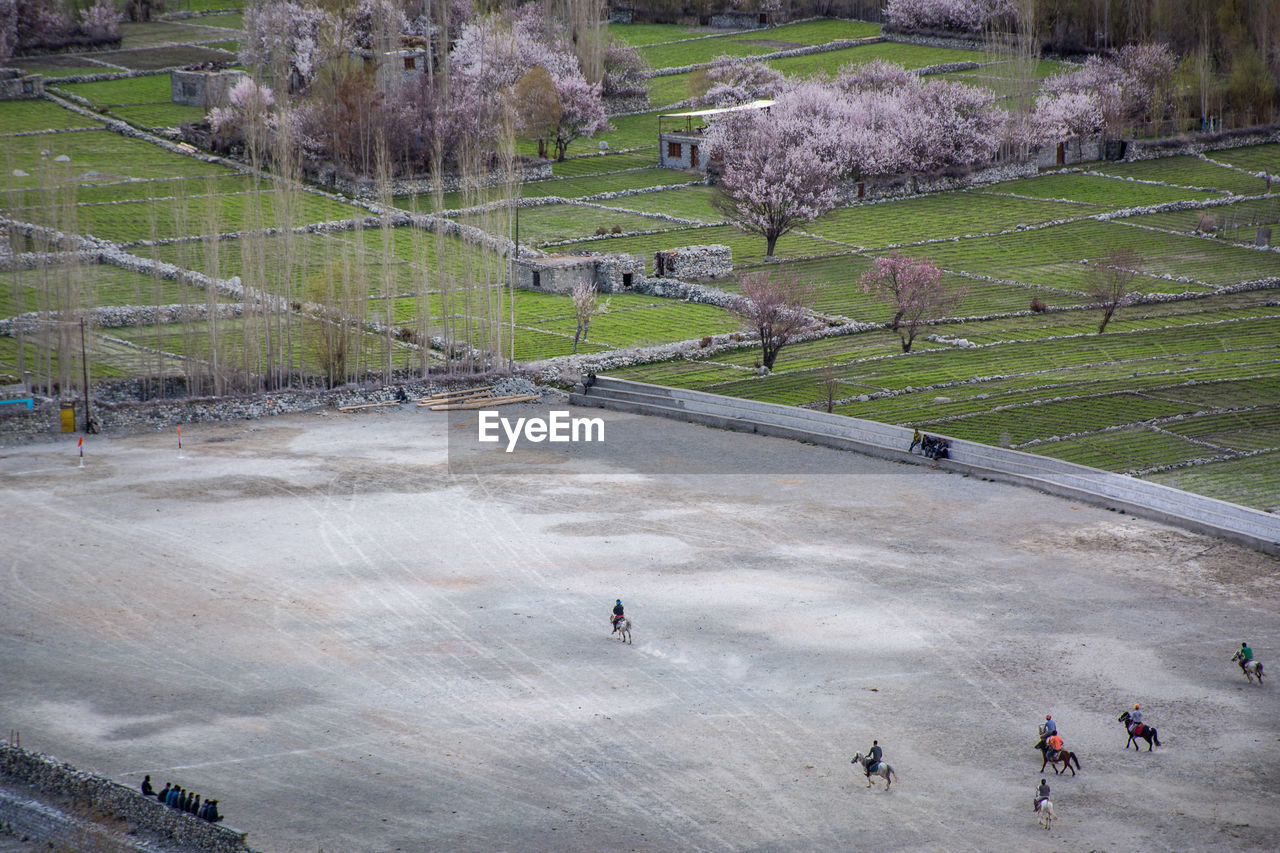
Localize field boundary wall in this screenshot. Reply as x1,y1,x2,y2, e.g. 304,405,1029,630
0,744,257,853
570,377,1280,555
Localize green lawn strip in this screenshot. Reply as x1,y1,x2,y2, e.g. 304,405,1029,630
180,0,245,11
2,174,255,209
203,39,240,53
977,173,1221,207
1125,197,1280,244
10,55,116,76
597,110,665,151
63,189,361,242
1142,449,1280,511
768,41,987,78
119,21,237,48
2,130,235,189
1205,143,1280,175
110,103,208,128
550,151,658,177
96,45,232,71
647,72,695,108
801,190,1102,249
59,74,177,106
916,219,1278,291
1029,427,1221,472
724,254,1049,319
536,298,741,350
0,99,100,133
1142,374,1280,410
605,358,756,388
1159,401,1280,452
555,223,834,266
1091,155,1271,195
195,12,245,30
640,38,783,71
521,167,693,200
0,262,230,315
608,23,717,47
724,19,881,45
592,185,721,223
472,202,680,246
512,327,609,360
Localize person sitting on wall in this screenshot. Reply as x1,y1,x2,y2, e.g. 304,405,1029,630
156,782,170,802
141,775,154,796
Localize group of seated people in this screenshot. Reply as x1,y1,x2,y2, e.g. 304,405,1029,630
140,775,222,823
909,429,951,460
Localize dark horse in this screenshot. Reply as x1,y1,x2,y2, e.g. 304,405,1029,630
1118,711,1161,751
1036,743,1081,776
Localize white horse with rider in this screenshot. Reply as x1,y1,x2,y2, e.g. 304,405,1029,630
850,752,897,789
1232,644,1263,684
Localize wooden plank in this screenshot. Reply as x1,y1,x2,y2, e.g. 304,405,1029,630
427,394,540,411
338,400,401,412
416,390,496,408
414,385,494,403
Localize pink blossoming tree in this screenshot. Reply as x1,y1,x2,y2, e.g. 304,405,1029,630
860,251,966,352
732,271,819,371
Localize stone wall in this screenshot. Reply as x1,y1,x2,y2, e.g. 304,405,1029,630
0,744,257,853
835,162,1038,205
319,164,553,201
710,12,767,29
653,244,732,280
603,92,650,116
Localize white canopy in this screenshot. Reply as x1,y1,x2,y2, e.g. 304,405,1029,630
658,99,775,120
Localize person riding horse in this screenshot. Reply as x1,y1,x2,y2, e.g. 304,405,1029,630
1044,732,1064,761
862,740,883,778
1037,714,1057,750
611,600,625,633
1034,779,1050,812
1128,703,1144,734
1240,642,1253,665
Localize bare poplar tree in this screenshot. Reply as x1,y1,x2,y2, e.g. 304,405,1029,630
571,278,597,354
732,271,818,371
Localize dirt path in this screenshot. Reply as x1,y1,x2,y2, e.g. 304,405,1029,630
1,404,1277,852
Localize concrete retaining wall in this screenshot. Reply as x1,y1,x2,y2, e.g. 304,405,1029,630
571,377,1280,555
0,745,256,853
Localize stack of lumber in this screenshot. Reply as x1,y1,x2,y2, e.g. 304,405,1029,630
417,386,540,411
338,400,402,412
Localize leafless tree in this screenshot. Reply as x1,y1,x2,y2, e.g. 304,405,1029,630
571,278,597,353
1084,246,1144,333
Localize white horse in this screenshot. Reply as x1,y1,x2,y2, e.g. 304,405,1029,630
1036,798,1056,830
1232,650,1264,684
612,616,632,644
850,753,897,789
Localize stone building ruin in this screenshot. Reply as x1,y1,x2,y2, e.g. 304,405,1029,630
513,253,646,294
652,245,732,280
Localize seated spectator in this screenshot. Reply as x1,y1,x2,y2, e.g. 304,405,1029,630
156,782,170,802
203,799,222,822
141,775,154,796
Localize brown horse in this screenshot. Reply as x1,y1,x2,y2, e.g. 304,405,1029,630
1118,711,1160,750
1036,743,1081,776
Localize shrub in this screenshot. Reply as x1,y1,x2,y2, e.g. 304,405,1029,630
699,335,713,347
1030,296,1047,312
611,224,622,234
595,226,608,235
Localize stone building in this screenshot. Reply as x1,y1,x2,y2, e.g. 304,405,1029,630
658,100,773,171
653,245,732,280
0,69,44,100
374,48,432,95
513,253,646,294
170,68,247,108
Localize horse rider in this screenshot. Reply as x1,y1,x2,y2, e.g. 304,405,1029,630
1240,642,1254,665
1129,703,1143,732
1037,714,1057,749
611,599,625,633
1044,732,1064,761
862,740,883,778
1034,778,1050,812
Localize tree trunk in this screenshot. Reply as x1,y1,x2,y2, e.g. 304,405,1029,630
765,233,778,257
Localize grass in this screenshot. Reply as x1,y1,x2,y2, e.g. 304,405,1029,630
58,75,177,106
1205,143,1280,176
0,130,237,189
607,23,718,47
118,21,238,49
1125,197,1280,244
769,41,988,78
0,99,100,134
0,262,233,315
472,203,682,247
93,45,232,71
555,222,837,267
521,168,696,200
978,172,1223,207
550,152,658,177
1146,449,1280,511
1091,155,1272,196
593,185,723,223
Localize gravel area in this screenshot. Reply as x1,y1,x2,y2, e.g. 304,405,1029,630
0,402,1277,852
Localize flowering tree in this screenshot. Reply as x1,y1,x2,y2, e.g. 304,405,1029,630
885,0,1017,33
693,58,784,109
78,0,120,43
240,1,334,87
1083,247,1143,333
551,73,610,160
732,271,818,371
208,77,276,153
860,251,966,352
602,38,649,98
1035,44,1177,139
709,109,842,257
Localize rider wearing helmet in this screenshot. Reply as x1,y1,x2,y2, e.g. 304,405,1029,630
1037,714,1057,749
863,740,883,778
1130,703,1142,725
611,600,625,633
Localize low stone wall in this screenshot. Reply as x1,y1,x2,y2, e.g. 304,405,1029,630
603,93,650,116
0,744,256,853
0,68,44,99
653,244,732,279
1124,125,1280,162
838,161,1037,204
319,164,553,199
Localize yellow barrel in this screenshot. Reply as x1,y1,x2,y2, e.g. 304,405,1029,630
60,403,75,433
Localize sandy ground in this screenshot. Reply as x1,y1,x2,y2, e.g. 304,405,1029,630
1,401,1278,853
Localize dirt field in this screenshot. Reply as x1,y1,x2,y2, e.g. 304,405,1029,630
2,402,1278,852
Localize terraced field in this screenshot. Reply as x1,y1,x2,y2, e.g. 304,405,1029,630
2,18,1278,509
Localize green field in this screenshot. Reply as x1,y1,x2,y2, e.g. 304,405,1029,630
3,19,1279,511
